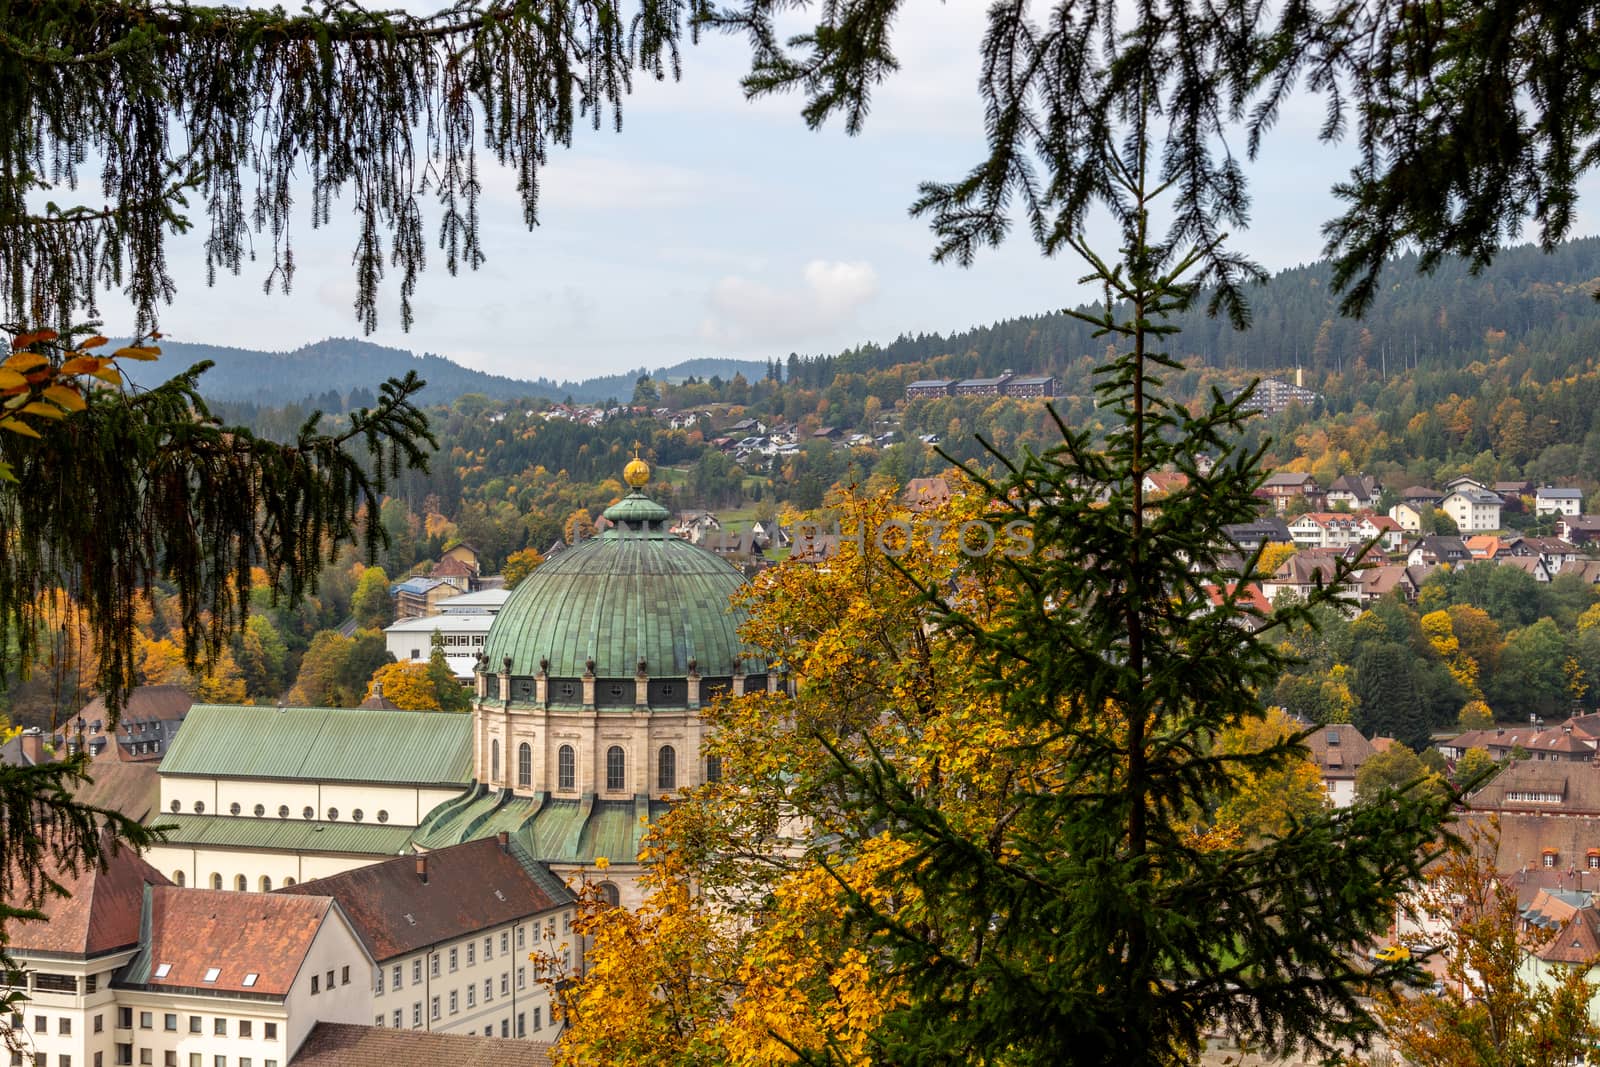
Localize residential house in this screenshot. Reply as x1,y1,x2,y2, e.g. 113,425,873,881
1498,556,1554,582
1353,513,1405,552
1288,512,1363,551
278,836,575,1043
1005,375,1057,398
1518,891,1600,1022
1400,486,1442,509
1230,376,1321,416
1199,583,1273,630
439,543,481,574
1388,501,1427,532
670,511,722,544
58,685,194,763
1560,560,1600,586
1537,486,1586,517
1496,480,1536,511
1260,552,1346,602
949,372,1015,397
1325,473,1381,510
1141,471,1190,499
430,555,479,593
1515,536,1584,575
1220,517,1293,551
1256,472,1324,514
1301,723,1379,807
1440,485,1505,533
1559,515,1600,545
1408,535,1472,567
1445,475,1491,494
1442,724,1597,764
1354,564,1424,605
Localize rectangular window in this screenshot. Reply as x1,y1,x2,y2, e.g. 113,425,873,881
239,1022,251,1039
163,1015,176,1032
95,1015,104,1034
164,1055,176,1067
412,960,421,985
139,1053,151,1067
340,966,350,986
449,992,458,1015
516,926,525,949
264,1024,276,1041
58,1056,70,1067
466,944,475,966
189,1017,201,1035
466,987,475,1009
115,1047,132,1067
534,1006,542,1030
483,936,492,960
500,1020,508,1038
392,965,402,990
240,1061,250,1067
499,973,508,997
430,954,440,978
311,975,319,995
325,970,334,990
500,932,508,955
60,1018,72,1036
516,1014,525,1039
190,1056,201,1067
517,967,525,991
483,978,492,1003
214,1058,225,1067
448,949,458,973
214,1019,226,1037
374,1016,384,1028
392,1010,401,1028
139,1011,153,1030
375,969,383,995
412,1003,421,1028
430,997,440,1021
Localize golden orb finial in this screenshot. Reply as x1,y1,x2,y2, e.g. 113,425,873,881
623,448,650,489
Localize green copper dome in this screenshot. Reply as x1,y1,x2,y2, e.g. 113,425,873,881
481,489,765,695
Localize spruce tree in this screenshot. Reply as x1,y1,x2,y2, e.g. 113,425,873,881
804,133,1452,1064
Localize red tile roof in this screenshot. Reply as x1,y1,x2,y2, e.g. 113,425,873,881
5,835,170,957
278,837,570,962
290,1024,552,1066
139,888,336,996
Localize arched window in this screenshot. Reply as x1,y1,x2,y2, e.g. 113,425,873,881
558,745,576,792
173,871,185,887
606,746,626,792
284,877,296,887
657,746,676,792
210,873,222,891
518,743,532,789
598,882,621,908
705,754,722,784
491,739,500,783
235,875,247,891
260,876,272,892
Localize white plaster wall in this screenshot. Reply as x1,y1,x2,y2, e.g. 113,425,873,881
283,909,375,1058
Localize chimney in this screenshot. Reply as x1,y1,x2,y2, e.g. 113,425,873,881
415,855,428,884
497,830,509,852
18,728,45,765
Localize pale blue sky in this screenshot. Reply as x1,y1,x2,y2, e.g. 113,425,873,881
104,1,1600,382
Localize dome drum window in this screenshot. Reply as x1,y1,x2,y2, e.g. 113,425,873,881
596,680,635,708
513,678,535,701
551,679,580,702
484,674,500,699
647,680,681,706
702,678,733,699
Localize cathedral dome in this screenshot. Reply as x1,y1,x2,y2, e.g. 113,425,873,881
480,474,766,708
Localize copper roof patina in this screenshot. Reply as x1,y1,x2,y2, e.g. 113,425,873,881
158,704,474,785
482,477,764,683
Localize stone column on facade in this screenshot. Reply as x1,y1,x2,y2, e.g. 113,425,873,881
635,659,650,711
582,657,597,710
536,658,550,707
686,659,701,710
499,656,512,711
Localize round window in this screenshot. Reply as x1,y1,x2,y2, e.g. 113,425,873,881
229,802,241,816
278,805,290,818
254,804,265,817
193,801,205,814
377,810,389,824
352,809,364,822
169,799,180,813
302,806,314,820
326,807,339,821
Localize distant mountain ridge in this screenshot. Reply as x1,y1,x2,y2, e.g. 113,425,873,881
138,337,772,408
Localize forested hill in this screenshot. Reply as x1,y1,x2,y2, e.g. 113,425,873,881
785,237,1600,388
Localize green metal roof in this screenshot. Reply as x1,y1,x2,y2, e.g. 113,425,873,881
157,704,474,786
483,497,764,680
408,785,655,865
153,813,416,856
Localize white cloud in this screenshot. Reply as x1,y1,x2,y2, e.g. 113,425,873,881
699,259,880,346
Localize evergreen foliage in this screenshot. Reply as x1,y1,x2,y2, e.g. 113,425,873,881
1,0,697,332
796,142,1452,1063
